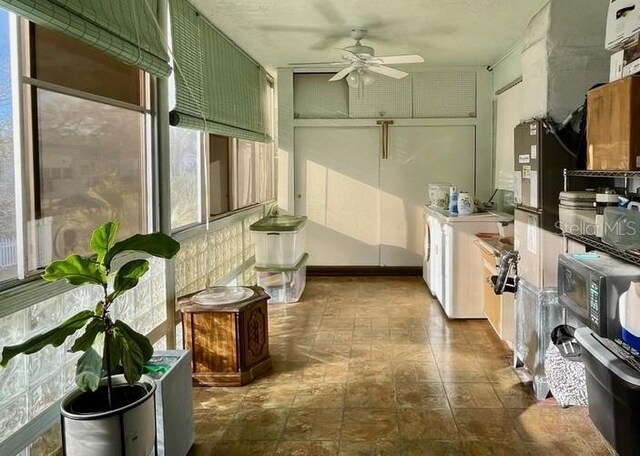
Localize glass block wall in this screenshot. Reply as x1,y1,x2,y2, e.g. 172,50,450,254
0,207,267,453
174,210,263,299
0,256,168,448
172,208,263,351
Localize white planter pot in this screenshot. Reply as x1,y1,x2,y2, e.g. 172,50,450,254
60,374,156,456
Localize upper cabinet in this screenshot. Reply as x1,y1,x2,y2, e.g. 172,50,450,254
293,73,349,119
348,73,412,118
413,72,477,118
292,70,478,119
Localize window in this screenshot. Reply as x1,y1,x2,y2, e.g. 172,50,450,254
0,9,15,283
231,139,275,210
170,127,201,230
232,139,255,210
256,141,275,203
0,20,152,284
33,90,146,261
22,24,149,269
209,134,230,216
168,77,275,231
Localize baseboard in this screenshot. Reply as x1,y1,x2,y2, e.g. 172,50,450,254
307,266,422,277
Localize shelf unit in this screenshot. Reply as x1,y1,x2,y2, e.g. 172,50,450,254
565,234,640,265
564,170,640,178
562,168,640,266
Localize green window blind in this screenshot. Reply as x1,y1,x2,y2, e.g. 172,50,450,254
0,0,170,78
169,0,269,142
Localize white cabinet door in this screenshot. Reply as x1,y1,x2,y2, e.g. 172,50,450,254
380,126,475,266
426,215,444,299
294,127,381,266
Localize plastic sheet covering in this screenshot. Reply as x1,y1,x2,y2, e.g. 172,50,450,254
521,0,610,122
514,279,563,400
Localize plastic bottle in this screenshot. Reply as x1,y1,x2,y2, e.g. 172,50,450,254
448,187,458,215
620,282,640,352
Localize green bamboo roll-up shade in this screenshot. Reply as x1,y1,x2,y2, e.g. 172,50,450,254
169,0,270,142
0,0,171,78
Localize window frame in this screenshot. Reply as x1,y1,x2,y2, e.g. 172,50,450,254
169,74,276,234
0,18,156,290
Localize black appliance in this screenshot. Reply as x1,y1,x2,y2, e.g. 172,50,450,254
514,120,576,233
576,328,640,456
558,252,640,339
514,120,603,233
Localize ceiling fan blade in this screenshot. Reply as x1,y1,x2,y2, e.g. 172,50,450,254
329,66,354,81
339,48,365,62
372,54,425,65
287,61,346,66
366,65,409,79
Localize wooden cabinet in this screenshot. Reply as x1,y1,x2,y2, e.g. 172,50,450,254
478,244,502,335
179,287,272,387
475,237,515,348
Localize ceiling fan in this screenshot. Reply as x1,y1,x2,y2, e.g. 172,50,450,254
289,29,424,88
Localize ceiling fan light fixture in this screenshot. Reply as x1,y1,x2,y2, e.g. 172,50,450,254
360,69,375,86
346,69,375,89
346,71,359,88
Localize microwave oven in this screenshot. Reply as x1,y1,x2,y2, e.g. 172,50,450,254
558,252,640,339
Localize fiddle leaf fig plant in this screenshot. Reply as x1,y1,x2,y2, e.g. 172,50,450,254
0,220,180,408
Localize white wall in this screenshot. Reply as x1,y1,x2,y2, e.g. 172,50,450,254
276,66,495,214
494,82,524,191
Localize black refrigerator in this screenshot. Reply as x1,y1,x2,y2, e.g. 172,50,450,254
514,119,577,233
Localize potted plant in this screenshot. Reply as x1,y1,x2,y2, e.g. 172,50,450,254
0,220,180,455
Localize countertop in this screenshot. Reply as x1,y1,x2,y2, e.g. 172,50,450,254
425,206,513,223
474,233,515,257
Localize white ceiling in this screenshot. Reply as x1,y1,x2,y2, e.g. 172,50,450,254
190,0,548,71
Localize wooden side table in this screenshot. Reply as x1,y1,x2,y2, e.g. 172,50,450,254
179,286,272,387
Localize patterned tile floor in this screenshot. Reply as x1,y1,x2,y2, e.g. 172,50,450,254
189,277,613,456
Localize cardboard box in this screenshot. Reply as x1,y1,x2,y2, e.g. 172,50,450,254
587,76,640,170
606,0,640,50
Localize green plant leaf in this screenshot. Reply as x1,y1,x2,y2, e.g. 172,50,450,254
43,255,106,286
114,320,153,362
90,220,120,264
103,233,180,269
70,318,104,353
104,330,122,374
75,332,104,392
111,259,149,301
112,326,144,384
0,310,94,367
